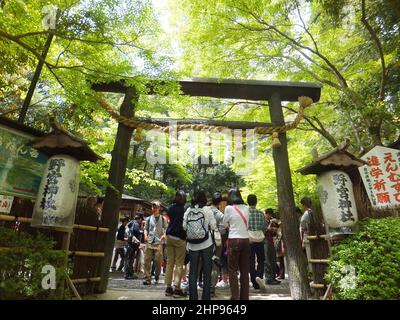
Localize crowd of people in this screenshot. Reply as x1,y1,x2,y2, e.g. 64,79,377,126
110,189,314,300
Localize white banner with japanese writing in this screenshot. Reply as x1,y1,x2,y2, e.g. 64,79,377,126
0,194,14,213
359,146,400,209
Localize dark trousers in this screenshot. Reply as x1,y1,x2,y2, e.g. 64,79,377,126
112,247,125,271
264,241,278,282
124,245,137,277
277,256,285,279
249,242,265,287
189,244,213,300
228,238,250,300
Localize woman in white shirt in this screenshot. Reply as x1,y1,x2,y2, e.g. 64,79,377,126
223,188,250,300
183,190,216,300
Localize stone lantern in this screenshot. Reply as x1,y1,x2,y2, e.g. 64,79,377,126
29,119,101,231
297,142,366,235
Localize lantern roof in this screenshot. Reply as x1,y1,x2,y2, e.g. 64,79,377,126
29,118,102,162
296,141,367,175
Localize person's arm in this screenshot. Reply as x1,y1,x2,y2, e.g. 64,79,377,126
182,208,189,231
144,217,149,242
208,207,217,231
222,206,230,229
160,216,168,241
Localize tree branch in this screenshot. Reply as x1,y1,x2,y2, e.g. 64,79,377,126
295,1,319,53
361,0,386,101
233,4,349,89
15,31,50,39
284,105,338,147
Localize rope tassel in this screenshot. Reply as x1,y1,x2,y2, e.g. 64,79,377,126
272,131,281,148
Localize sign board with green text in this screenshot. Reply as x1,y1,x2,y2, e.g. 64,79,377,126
0,123,48,199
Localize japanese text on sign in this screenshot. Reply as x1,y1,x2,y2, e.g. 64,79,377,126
40,158,65,225
359,146,400,209
332,173,355,223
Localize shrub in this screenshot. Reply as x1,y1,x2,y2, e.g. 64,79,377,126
0,227,70,299
325,217,400,300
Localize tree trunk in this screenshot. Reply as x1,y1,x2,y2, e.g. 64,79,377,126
96,87,138,293
268,93,311,300
18,32,54,123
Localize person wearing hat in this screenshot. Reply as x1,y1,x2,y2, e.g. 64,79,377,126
143,200,168,285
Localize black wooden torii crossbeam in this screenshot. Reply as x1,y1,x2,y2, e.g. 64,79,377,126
92,78,322,299
92,78,321,101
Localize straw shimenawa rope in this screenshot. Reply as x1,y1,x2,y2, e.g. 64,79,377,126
95,94,313,148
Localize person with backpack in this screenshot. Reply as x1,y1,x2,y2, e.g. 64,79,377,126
165,191,187,298
208,191,225,297
143,200,168,285
125,216,143,279
247,194,266,290
223,188,250,300
183,190,216,300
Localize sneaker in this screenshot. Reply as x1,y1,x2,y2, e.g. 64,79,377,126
255,277,267,292
181,281,189,289
267,279,281,285
216,280,229,288
165,287,173,296
173,289,187,298
143,280,151,285
252,282,260,290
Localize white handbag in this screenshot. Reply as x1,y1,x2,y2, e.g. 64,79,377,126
213,229,222,246
248,230,265,243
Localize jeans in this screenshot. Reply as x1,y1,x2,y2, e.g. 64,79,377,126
165,236,186,289
124,245,137,277
211,245,222,291
228,238,250,300
277,256,285,278
264,241,278,282
249,242,265,287
188,244,213,300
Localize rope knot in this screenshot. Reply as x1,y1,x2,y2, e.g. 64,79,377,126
298,96,313,108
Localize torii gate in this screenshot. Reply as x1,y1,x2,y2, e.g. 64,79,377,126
92,78,322,299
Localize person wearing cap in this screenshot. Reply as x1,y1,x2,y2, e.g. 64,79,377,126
143,200,168,285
